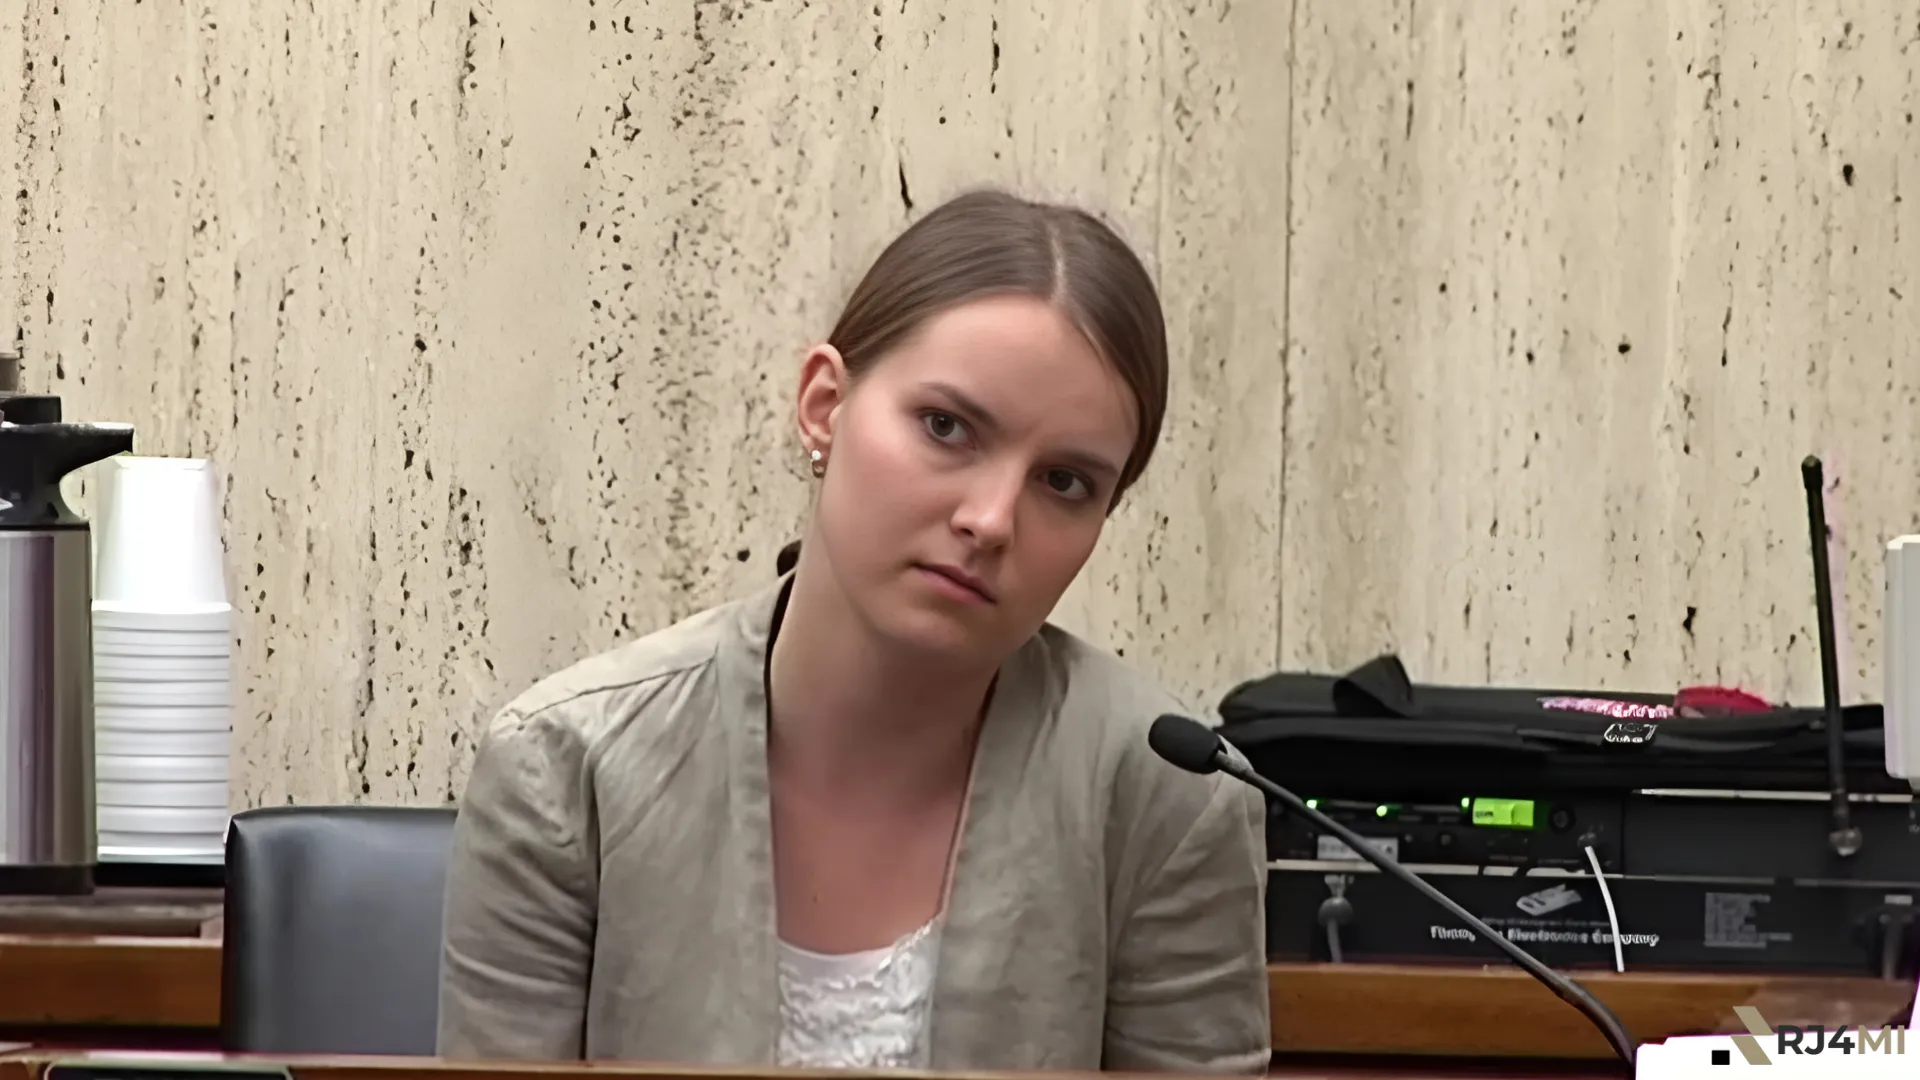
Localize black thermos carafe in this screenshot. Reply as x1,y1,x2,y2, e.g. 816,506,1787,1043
0,353,135,894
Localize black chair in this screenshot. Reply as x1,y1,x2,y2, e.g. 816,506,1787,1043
221,804,458,1054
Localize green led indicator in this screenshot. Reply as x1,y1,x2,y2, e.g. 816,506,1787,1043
1305,799,1319,811
1375,804,1391,818
1471,798,1536,829
1460,797,1471,809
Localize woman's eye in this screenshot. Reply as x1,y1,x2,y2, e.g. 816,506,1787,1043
923,411,967,444
1045,469,1092,501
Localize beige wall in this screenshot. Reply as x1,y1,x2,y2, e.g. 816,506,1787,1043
3,1,1915,809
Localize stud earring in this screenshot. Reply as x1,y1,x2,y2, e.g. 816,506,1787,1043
809,448,826,478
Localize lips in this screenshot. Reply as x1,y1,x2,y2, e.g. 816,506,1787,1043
919,563,996,603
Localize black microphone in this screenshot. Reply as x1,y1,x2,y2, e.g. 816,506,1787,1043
1148,713,1638,1069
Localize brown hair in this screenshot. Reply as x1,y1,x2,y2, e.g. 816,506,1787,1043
826,189,1169,505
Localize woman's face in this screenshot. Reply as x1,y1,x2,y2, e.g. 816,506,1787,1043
798,294,1140,667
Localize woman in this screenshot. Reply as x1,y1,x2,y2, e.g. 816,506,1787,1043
436,190,1271,1073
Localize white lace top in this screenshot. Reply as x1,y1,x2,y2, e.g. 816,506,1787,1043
776,919,942,1068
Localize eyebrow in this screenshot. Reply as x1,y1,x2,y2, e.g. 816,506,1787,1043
919,380,1124,479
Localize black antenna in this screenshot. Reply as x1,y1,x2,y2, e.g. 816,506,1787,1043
1802,455,1862,857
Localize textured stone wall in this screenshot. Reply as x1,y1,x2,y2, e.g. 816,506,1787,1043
3,1,1915,808
1281,1,1920,708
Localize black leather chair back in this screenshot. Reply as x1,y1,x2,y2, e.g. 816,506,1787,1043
221,804,458,1054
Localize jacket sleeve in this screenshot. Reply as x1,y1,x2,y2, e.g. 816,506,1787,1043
437,706,600,1060
1104,772,1271,1073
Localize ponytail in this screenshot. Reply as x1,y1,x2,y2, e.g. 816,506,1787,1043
776,541,802,576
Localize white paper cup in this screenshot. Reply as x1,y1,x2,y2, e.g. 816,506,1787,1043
99,832,225,853
94,653,231,682
95,627,231,658
95,680,231,709
92,457,229,612
92,605,232,632
95,704,230,733
97,779,229,808
96,754,229,784
99,840,225,865
96,729,229,756
97,805,231,834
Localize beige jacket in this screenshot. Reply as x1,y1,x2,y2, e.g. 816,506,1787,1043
436,576,1271,1072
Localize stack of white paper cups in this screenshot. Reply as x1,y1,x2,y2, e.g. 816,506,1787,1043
91,456,232,865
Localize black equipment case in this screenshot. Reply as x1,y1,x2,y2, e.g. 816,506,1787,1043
1215,654,1901,799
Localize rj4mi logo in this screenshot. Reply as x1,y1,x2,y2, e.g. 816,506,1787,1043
1721,1005,1909,1065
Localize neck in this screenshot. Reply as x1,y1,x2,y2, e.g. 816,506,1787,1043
766,551,997,800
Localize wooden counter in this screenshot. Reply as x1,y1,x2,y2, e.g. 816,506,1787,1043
0,936,220,1030
0,889,223,1047
1267,962,1911,1059
3,919,1912,1062
0,1050,1622,1080
0,889,221,939
2,888,1912,1062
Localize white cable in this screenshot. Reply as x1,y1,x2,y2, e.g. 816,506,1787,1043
1585,844,1625,973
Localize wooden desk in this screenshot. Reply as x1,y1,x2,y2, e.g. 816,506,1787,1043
0,1050,1617,1080
0,890,222,939
1,920,1911,1063
0,890,223,1047
0,937,220,1030
1267,962,1910,1059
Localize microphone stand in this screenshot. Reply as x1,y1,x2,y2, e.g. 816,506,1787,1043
1211,748,1639,1069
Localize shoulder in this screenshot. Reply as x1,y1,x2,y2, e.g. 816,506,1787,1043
1030,622,1193,722
1026,625,1264,863
1026,622,1207,781
1030,629,1272,1068
473,593,749,767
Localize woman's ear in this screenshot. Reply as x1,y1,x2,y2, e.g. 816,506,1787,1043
796,344,849,461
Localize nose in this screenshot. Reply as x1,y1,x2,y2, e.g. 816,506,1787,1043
950,466,1021,550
